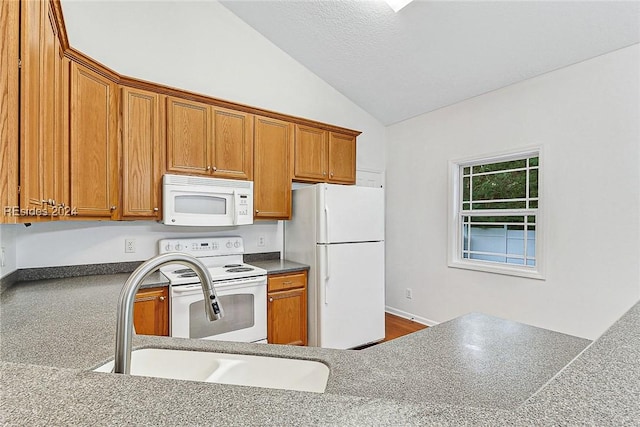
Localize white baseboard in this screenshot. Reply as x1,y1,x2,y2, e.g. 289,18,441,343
385,306,439,327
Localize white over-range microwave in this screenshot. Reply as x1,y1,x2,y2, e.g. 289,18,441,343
162,174,254,226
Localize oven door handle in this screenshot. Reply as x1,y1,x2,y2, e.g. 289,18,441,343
215,276,267,288
172,276,267,294
171,284,203,294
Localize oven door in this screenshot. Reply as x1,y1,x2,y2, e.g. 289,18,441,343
170,276,267,343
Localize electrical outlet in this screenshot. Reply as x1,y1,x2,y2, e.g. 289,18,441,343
405,288,413,299
257,235,266,247
1,247,5,267
125,239,136,253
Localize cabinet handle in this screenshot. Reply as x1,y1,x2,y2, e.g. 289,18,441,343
153,207,159,212
330,172,334,177
213,166,217,172
323,171,326,176
255,210,260,214
269,297,273,302
135,296,160,303
206,166,211,171
282,281,292,285
110,206,117,211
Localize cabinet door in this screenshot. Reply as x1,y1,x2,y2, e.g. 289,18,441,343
211,107,253,180
267,287,307,346
0,0,20,222
20,1,68,214
293,125,327,182
254,116,294,219
133,286,169,336
40,3,58,208
121,87,162,218
69,62,119,218
166,96,210,175
328,132,356,184
55,55,70,210
19,0,46,210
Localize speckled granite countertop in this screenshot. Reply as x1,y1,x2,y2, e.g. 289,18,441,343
249,259,309,275
1,273,638,425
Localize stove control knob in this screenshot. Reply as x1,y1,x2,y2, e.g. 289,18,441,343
175,243,182,251
226,241,232,248
234,241,240,248
165,243,172,251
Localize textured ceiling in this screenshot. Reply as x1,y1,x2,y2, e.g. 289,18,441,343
221,0,640,125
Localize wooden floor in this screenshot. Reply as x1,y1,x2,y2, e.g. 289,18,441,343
383,312,428,342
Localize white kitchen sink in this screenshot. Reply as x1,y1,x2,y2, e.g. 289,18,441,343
94,348,330,393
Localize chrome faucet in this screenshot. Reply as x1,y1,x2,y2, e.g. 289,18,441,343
113,253,224,374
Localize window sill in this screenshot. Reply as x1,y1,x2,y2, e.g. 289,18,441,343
448,260,545,280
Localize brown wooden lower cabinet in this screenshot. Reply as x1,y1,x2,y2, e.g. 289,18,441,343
133,286,169,336
267,271,307,346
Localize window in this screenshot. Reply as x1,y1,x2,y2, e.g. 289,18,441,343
448,148,543,279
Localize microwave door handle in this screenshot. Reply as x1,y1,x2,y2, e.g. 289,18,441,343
233,190,239,225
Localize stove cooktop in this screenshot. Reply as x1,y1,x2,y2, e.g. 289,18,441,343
157,237,267,285
163,262,267,285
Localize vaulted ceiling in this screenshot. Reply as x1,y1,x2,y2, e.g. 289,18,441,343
221,1,640,125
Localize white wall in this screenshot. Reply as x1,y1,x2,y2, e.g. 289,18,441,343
11,1,386,270
15,221,282,268
0,224,18,278
385,45,640,340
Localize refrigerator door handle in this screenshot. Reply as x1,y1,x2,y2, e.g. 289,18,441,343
324,205,330,243
325,245,330,304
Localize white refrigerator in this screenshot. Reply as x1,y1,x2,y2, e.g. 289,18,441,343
284,183,385,349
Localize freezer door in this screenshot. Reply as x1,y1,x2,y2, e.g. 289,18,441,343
316,241,385,349
317,184,384,244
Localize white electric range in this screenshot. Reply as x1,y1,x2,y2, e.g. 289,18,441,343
159,237,267,343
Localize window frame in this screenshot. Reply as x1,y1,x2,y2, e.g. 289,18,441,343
447,146,545,280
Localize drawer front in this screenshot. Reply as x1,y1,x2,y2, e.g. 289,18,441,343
268,271,307,292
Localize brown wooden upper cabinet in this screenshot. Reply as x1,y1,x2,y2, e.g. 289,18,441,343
253,115,294,220
120,87,164,219
166,96,253,180
327,132,357,184
293,125,356,185
293,125,327,182
212,107,254,180
69,62,119,219
0,0,20,223
19,0,68,215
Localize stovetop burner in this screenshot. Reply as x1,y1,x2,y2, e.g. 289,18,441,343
223,264,242,268
174,268,193,274
179,272,198,278
226,267,254,273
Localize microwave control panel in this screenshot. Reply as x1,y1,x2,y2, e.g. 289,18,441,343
237,194,249,217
